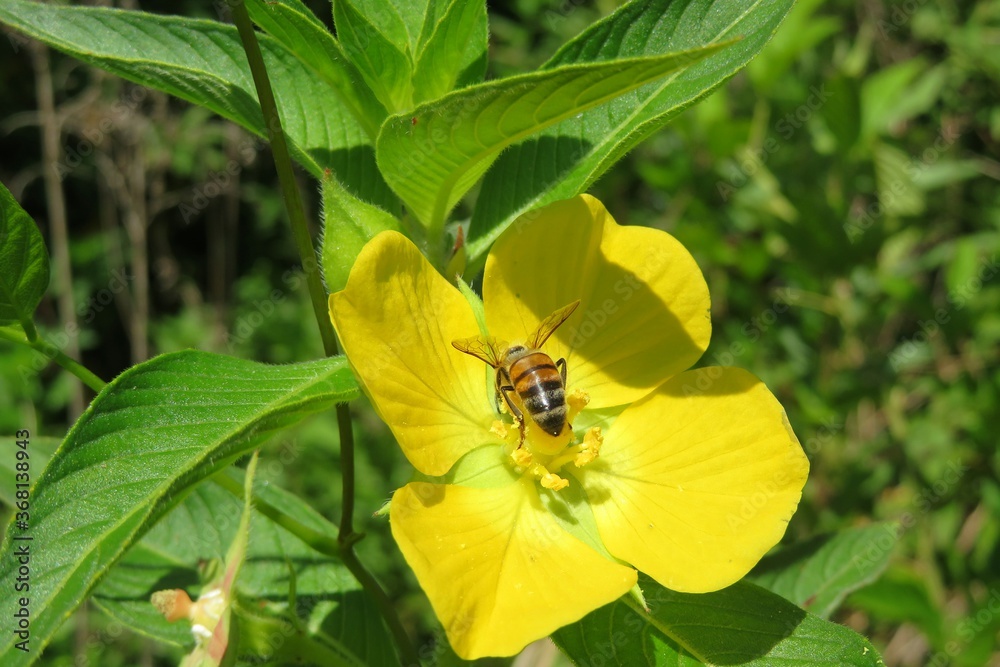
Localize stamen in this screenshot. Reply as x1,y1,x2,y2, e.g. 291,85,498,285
540,472,569,491
574,427,603,467
567,388,590,422
510,448,533,469
490,420,509,440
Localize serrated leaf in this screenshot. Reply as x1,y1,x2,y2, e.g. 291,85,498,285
553,577,885,666
334,0,414,112
94,474,388,660
0,351,359,665
0,0,393,206
378,43,729,229
320,171,403,293
412,0,488,103
467,0,796,266
244,0,389,139
0,182,49,331
749,523,900,619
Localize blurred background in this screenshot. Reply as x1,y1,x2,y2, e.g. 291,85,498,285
1,0,998,665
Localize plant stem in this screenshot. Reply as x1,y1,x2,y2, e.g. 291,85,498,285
0,327,107,393
231,5,418,665
216,469,421,666
340,548,423,667
230,2,337,359
214,472,342,557
30,40,85,418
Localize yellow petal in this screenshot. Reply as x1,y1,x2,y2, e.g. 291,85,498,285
484,195,710,409
391,480,637,659
329,231,496,476
577,367,808,592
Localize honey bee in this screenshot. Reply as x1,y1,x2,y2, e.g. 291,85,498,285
452,300,580,444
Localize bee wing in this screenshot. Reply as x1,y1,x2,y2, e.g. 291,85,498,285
528,300,581,349
451,336,504,367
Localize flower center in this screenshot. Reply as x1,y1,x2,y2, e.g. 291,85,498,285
492,388,602,491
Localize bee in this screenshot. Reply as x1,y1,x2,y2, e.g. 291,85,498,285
452,300,580,444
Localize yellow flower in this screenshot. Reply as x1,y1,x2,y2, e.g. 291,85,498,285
329,195,809,659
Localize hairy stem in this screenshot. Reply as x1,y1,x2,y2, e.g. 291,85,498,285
0,327,106,393
230,1,337,358
230,5,418,665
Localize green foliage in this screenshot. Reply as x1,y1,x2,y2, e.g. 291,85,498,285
749,523,899,619
0,183,49,332
554,577,884,666
5,0,993,664
243,0,388,138
377,43,729,231
0,351,358,664
320,172,403,294
467,0,798,265
0,0,392,207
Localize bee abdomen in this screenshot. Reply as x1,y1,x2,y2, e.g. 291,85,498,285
510,353,567,437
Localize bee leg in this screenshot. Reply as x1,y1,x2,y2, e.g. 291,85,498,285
556,358,572,430
497,368,525,447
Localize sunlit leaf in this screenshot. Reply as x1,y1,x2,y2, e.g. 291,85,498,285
749,523,900,618
468,0,797,266
378,43,728,229
0,351,359,665
554,577,885,666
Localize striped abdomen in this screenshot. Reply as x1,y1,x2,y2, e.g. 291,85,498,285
509,351,566,437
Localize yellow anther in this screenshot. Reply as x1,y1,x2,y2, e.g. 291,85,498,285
510,448,533,468
490,420,509,440
567,388,591,422
574,427,603,467
540,473,569,491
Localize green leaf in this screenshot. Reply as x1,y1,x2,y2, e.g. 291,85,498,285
94,474,394,664
861,60,946,141
554,577,885,666
320,171,403,294
749,523,900,619
244,0,389,139
846,568,945,647
467,0,797,266
0,182,49,332
334,0,414,112
377,43,729,230
178,455,259,667
873,141,925,217
412,0,488,103
0,351,359,665
0,0,392,206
